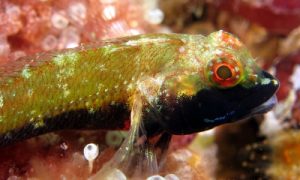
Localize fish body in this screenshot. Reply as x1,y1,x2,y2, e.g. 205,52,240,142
0,31,278,146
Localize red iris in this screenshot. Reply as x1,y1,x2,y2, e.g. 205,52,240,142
208,56,242,88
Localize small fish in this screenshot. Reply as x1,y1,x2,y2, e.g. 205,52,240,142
0,31,278,177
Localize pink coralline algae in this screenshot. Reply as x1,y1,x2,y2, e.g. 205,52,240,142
211,0,300,35
275,52,300,101
0,0,161,62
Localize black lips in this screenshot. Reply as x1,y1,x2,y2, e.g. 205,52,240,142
155,70,279,135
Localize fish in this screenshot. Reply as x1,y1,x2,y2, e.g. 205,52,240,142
0,31,279,177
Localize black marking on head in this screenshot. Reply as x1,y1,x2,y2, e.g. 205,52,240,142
156,71,279,135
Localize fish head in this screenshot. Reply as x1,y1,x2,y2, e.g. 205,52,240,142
156,31,279,134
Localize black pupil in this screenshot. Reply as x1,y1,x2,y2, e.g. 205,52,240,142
217,65,232,80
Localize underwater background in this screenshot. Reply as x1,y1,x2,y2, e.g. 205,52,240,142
0,0,299,179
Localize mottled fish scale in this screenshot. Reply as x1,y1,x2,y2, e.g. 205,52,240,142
0,34,184,134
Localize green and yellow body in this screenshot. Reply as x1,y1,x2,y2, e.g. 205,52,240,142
0,31,278,147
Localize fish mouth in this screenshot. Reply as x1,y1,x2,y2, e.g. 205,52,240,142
250,95,277,115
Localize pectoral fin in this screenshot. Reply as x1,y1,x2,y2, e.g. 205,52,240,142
90,91,171,179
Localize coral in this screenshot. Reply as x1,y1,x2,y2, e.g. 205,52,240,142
210,0,300,35
0,0,162,62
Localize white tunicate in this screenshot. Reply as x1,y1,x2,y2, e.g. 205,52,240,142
42,35,58,51
165,174,180,180
144,8,164,25
84,143,99,161
84,143,99,173
51,12,69,29
102,5,116,21
147,175,165,180
68,2,87,26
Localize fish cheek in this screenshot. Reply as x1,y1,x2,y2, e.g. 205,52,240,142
152,71,279,135
155,88,241,135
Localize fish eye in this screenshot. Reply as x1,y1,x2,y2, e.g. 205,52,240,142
215,64,233,80
207,55,243,88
